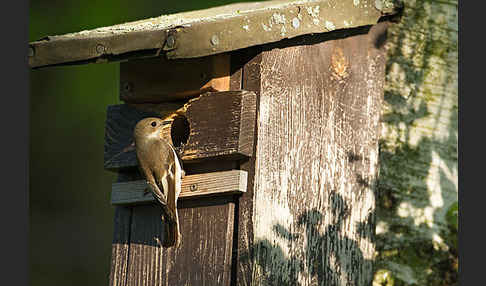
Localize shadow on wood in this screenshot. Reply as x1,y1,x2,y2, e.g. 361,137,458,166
240,193,375,286
110,196,237,285
120,54,231,103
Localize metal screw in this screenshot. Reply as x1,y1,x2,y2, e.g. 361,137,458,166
190,184,198,192
96,44,106,54
166,35,176,49
210,35,219,46
28,46,34,57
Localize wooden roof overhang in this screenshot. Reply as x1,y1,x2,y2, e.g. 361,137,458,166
28,0,401,69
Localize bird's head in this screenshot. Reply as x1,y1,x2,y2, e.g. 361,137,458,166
133,117,173,146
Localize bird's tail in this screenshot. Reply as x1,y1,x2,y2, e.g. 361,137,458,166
161,207,181,248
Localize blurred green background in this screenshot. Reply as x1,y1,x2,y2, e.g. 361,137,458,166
29,1,248,285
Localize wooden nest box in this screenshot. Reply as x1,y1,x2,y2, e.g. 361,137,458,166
29,0,402,285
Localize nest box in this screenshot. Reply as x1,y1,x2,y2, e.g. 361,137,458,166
29,1,402,285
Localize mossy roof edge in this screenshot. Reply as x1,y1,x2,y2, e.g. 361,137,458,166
28,0,402,68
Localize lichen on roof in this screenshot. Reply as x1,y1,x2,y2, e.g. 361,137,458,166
28,0,402,68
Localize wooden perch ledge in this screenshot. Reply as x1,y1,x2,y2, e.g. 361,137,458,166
111,170,247,205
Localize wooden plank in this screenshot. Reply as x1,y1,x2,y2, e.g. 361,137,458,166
227,48,250,284
109,206,132,286
108,169,136,286
28,0,401,68
104,90,257,171
182,90,256,162
120,54,230,103
235,23,388,285
111,170,248,206
235,48,262,286
125,197,235,285
229,51,243,91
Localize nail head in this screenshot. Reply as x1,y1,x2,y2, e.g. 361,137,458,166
96,44,105,54
210,35,219,46
166,35,176,48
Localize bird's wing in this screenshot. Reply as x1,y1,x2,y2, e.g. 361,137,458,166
170,144,183,198
164,142,182,212
152,141,180,221
138,161,168,206
167,143,182,248
151,171,169,207
153,142,182,247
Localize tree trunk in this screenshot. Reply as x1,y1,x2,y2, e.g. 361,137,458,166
375,0,458,285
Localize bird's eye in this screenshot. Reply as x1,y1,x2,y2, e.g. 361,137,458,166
151,121,157,127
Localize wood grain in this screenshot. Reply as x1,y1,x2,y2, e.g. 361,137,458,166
120,54,230,103
235,48,262,286
28,0,401,68
235,23,388,285
111,170,248,206
104,90,257,171
182,90,256,162
125,197,235,285
107,22,389,286
109,206,132,286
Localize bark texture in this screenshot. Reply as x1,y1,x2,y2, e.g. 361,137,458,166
374,0,458,285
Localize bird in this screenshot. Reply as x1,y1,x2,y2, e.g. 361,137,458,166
133,116,184,248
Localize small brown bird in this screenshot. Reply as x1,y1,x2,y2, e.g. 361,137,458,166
133,117,184,248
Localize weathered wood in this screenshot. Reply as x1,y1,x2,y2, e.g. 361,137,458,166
125,197,235,285
120,53,230,103
105,19,390,286
111,170,248,205
229,52,243,91
235,49,262,286
104,90,257,171
182,90,256,162
109,170,133,286
109,206,132,286
234,23,388,285
109,172,146,286
28,0,401,68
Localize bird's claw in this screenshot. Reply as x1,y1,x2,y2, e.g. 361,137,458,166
143,186,151,196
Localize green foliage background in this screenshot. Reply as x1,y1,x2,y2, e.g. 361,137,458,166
29,1,248,285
